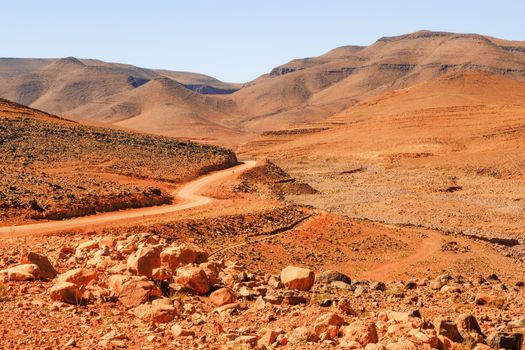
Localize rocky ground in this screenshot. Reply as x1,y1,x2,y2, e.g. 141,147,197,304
0,195,524,349
0,230,523,350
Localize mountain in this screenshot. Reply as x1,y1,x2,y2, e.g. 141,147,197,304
229,30,525,132
2,30,525,146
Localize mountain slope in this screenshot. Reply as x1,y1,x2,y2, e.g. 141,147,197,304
239,70,525,241
230,30,525,132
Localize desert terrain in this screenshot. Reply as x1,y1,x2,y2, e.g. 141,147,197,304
1,30,524,349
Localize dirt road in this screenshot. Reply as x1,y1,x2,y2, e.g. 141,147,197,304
0,161,257,237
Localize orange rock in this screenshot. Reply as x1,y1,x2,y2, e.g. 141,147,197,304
7,264,40,281
160,243,208,271
57,268,97,288
280,266,315,291
175,265,210,295
340,321,379,346
49,281,81,304
107,274,131,295
118,279,162,308
171,324,195,337
132,304,176,324
127,246,161,278
21,252,58,280
209,287,236,306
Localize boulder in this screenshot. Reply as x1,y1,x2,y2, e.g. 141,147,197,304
200,261,221,286
151,266,173,281
57,268,97,288
21,252,58,280
107,274,131,295
76,239,99,252
475,292,505,307
434,318,464,343
209,287,236,306
288,327,318,344
49,282,81,304
171,324,195,337
7,264,40,281
118,279,162,308
132,304,176,324
160,243,208,270
314,313,344,340
340,321,379,346
127,246,161,277
487,332,523,350
175,265,210,295
280,266,315,291
456,314,484,338
316,270,351,285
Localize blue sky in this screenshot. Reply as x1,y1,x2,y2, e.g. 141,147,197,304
3,1,524,82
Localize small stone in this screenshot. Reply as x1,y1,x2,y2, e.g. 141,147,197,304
171,324,195,337
316,270,352,285
209,287,236,306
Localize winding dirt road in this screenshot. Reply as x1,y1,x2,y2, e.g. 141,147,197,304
0,160,257,238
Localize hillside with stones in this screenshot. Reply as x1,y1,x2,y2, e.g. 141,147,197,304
0,99,237,222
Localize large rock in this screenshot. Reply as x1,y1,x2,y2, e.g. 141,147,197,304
160,243,208,270
209,288,236,306
280,266,315,291
434,318,464,343
487,332,523,350
475,292,505,307
127,246,161,277
76,239,99,252
21,252,58,280
316,270,351,285
200,261,221,286
118,279,162,308
340,321,379,346
107,274,131,295
171,324,195,338
49,282,81,304
57,268,97,288
314,312,344,340
175,265,210,295
456,314,484,339
132,304,176,324
288,327,318,344
7,264,40,281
